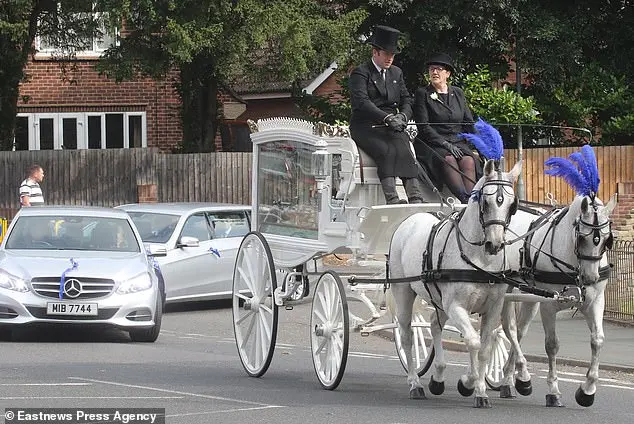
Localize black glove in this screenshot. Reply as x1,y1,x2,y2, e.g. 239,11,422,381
395,113,409,127
384,114,407,132
443,141,464,159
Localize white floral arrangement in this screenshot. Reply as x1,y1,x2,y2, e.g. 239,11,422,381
430,92,442,103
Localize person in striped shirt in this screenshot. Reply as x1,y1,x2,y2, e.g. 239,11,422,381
19,164,45,207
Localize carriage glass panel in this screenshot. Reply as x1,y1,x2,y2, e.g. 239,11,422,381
257,140,319,239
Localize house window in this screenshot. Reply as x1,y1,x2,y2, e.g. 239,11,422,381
35,2,117,58
16,112,146,150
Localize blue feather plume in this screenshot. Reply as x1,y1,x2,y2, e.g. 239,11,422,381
545,145,600,197
580,145,600,194
459,118,504,160
544,157,589,195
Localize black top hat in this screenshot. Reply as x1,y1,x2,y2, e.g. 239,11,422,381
426,53,455,73
367,25,401,54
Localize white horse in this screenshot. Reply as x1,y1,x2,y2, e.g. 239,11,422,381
389,158,522,408
500,147,616,407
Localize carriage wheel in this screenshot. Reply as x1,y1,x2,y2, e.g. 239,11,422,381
393,310,435,377
310,271,349,390
485,325,511,390
232,231,278,378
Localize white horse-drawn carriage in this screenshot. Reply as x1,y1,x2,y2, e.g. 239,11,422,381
231,117,616,408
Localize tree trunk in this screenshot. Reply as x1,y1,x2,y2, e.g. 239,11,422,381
177,60,219,152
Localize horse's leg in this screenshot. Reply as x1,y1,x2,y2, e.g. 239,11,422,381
392,284,426,399
500,300,519,398
473,299,506,408
512,302,539,396
428,309,448,395
576,291,605,407
445,305,479,397
541,302,565,407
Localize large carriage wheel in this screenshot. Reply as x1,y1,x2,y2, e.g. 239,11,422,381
232,231,278,378
485,325,511,390
393,309,435,377
310,271,349,390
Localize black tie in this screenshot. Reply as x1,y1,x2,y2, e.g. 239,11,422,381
381,69,387,91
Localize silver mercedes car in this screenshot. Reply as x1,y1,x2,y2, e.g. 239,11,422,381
117,203,251,304
0,206,165,342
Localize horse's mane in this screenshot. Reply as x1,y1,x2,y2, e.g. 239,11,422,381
544,145,600,197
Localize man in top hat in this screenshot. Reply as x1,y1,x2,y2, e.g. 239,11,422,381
348,25,424,204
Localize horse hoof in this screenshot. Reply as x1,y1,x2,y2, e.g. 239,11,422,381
474,396,492,408
500,385,516,399
546,394,565,407
457,379,474,397
575,386,594,407
428,377,445,395
409,386,427,400
515,378,533,396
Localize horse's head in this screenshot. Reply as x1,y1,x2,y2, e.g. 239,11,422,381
471,159,522,255
571,194,616,284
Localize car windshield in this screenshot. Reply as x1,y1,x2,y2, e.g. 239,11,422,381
127,212,180,243
4,215,140,252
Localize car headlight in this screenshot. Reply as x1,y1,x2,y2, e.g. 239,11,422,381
116,272,152,294
0,270,30,293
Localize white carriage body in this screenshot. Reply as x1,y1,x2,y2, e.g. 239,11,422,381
248,117,459,268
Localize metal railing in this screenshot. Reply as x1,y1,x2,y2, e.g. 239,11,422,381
605,240,634,322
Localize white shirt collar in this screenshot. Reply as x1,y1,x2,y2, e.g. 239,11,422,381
371,59,384,74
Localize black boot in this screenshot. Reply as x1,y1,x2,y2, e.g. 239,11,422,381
403,178,425,204
381,177,407,204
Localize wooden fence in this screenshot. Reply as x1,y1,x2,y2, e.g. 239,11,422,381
504,145,634,205
0,145,632,219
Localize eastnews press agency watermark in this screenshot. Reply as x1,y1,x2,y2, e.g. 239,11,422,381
4,408,165,424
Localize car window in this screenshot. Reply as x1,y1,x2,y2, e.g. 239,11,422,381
5,215,140,252
207,211,250,239
127,212,179,243
180,213,212,242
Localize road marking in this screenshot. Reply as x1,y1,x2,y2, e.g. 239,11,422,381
167,405,285,418
0,396,183,399
0,383,91,386
69,377,284,408
602,384,634,391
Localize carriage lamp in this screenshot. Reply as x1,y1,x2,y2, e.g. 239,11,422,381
311,140,332,184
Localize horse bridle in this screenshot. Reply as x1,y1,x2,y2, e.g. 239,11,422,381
573,199,614,261
474,177,518,230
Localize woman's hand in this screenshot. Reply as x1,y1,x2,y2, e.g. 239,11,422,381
443,141,464,159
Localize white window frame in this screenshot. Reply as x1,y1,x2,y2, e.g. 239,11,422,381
16,112,147,150
34,10,119,59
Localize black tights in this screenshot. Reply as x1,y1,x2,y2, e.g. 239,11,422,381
442,155,476,202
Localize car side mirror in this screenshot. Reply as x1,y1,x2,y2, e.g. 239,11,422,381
177,236,200,248
146,244,167,257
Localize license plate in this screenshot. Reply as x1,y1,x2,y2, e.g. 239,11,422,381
47,302,98,316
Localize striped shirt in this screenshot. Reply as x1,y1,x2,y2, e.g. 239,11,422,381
19,178,44,206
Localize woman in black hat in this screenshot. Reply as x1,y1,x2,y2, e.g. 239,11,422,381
413,53,479,203
348,25,424,204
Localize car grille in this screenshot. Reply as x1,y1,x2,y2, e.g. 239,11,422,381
31,277,115,300
25,306,118,320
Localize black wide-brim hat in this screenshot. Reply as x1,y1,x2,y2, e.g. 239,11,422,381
426,53,455,73
367,25,401,54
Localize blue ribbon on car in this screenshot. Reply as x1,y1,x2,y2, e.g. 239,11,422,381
209,247,221,258
58,258,79,300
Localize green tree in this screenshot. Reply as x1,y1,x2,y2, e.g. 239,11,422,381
0,0,102,150
96,0,366,152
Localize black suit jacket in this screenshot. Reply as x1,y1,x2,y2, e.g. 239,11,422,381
347,61,418,179
349,62,413,125
413,84,474,147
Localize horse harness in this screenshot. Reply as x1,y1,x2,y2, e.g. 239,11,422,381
519,200,613,288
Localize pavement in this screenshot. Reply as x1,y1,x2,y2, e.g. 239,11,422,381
319,258,634,374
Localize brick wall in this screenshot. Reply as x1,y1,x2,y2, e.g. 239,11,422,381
18,59,183,151
313,70,347,102
614,182,634,240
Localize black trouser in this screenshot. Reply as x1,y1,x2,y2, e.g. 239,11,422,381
380,177,424,204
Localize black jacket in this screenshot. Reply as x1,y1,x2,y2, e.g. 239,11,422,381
347,61,418,179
